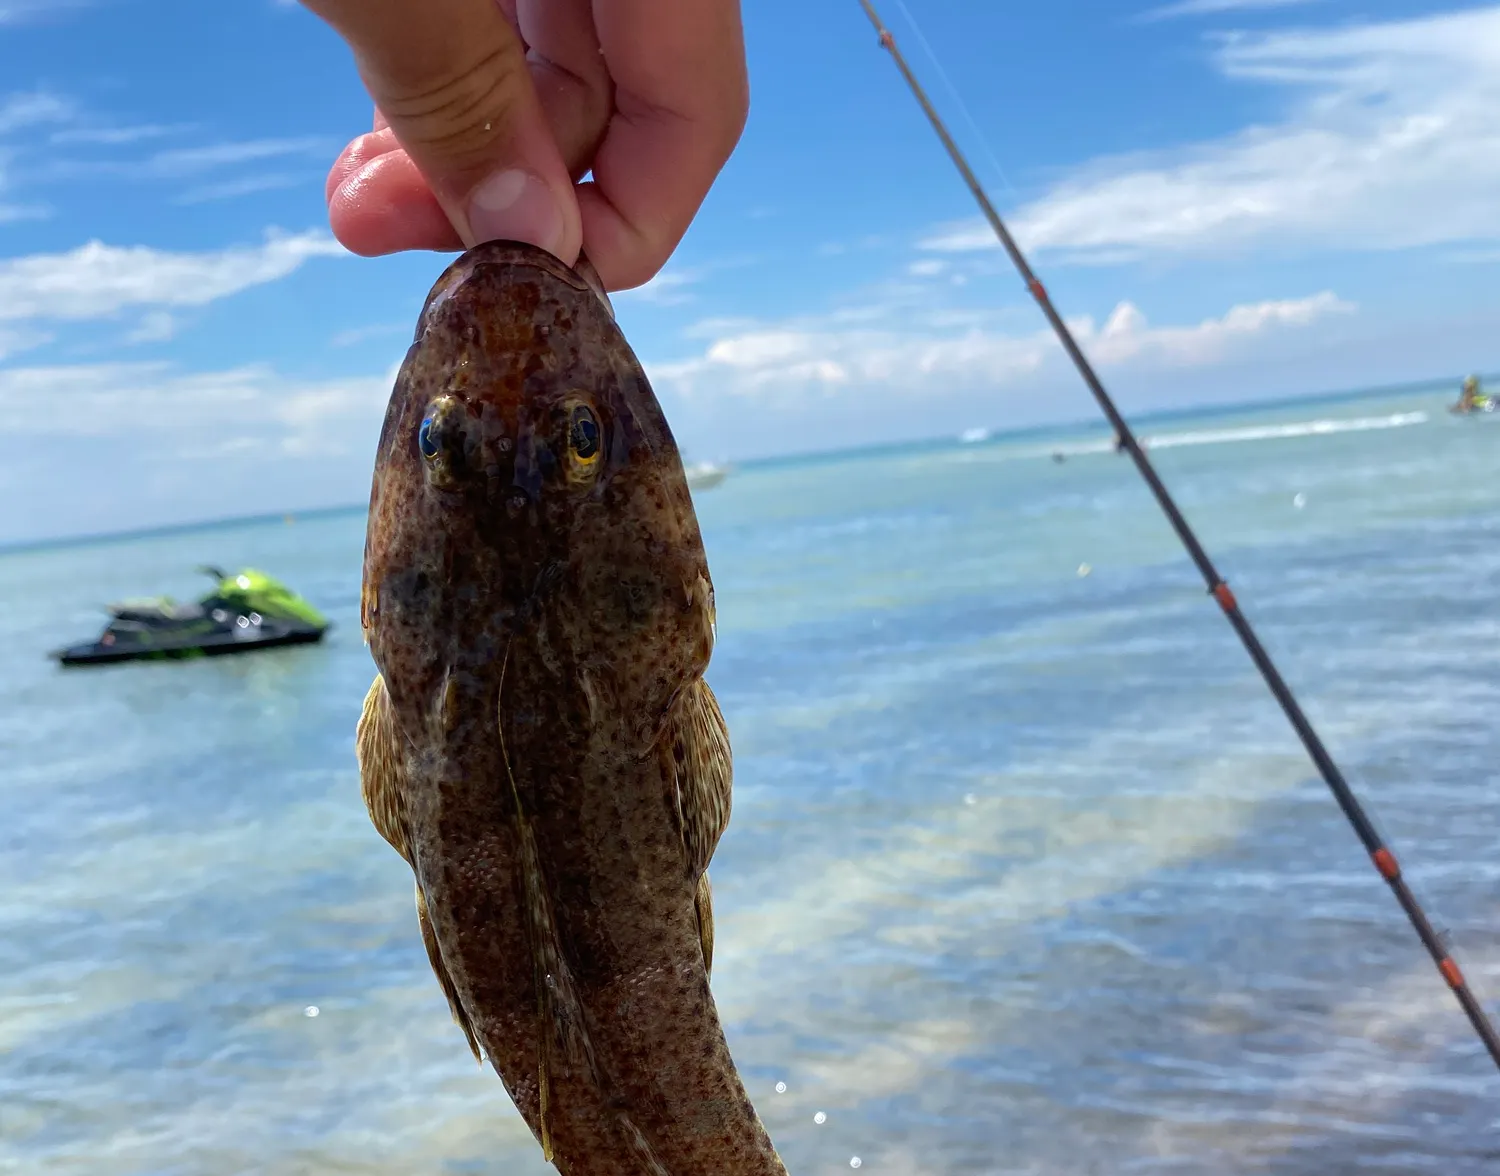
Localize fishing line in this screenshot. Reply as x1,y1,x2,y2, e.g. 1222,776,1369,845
890,0,1020,204
853,0,1500,1072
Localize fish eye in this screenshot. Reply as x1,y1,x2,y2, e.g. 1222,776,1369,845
418,416,439,461
568,405,600,464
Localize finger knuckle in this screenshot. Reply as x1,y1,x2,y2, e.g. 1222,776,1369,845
378,41,530,169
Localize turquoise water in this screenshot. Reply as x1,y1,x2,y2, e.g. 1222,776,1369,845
4,385,1500,1174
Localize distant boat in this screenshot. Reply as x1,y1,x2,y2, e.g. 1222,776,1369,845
959,427,990,444
684,461,730,491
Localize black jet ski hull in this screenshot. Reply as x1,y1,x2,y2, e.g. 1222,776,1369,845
53,566,332,668
54,625,327,667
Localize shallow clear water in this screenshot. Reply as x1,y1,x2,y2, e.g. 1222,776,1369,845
4,386,1500,1175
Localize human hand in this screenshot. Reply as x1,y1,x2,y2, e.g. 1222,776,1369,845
301,0,749,292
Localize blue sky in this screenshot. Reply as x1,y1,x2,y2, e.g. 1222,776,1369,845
1,0,1497,544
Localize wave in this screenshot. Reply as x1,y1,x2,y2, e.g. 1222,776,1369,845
1040,411,1430,459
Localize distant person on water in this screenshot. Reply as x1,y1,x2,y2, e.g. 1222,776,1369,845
1459,375,1478,412
1453,374,1490,414
299,0,749,292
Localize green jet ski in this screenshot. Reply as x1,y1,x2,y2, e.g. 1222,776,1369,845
53,566,330,667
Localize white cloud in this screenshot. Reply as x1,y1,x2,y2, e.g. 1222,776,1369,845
0,91,70,134
0,202,46,223
124,311,177,345
40,136,335,191
648,291,1353,401
0,228,346,323
1139,0,1320,21
0,358,398,543
50,123,188,146
1085,290,1352,365
616,267,701,306
0,325,49,361
330,322,407,348
0,0,92,25
0,92,68,225
921,7,1500,263
1443,246,1500,265
141,136,330,177
616,255,763,304
0,89,322,209
0,360,390,449
175,173,307,205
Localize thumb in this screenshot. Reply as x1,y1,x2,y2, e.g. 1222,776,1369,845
303,0,581,263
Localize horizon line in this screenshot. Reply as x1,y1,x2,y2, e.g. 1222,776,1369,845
0,369,1477,557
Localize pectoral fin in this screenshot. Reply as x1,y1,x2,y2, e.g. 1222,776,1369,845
356,673,411,860
663,677,734,975
356,673,481,1062
695,871,716,976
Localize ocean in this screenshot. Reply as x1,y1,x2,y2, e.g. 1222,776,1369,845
3,384,1499,1175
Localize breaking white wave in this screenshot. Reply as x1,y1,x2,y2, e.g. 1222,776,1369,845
1041,410,1429,459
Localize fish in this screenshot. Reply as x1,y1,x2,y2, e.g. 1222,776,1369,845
354,240,788,1176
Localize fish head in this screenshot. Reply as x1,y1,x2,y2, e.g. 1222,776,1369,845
362,241,715,746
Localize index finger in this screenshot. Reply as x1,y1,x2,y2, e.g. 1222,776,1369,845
578,0,749,291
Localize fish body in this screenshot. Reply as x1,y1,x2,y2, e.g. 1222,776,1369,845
355,241,786,1176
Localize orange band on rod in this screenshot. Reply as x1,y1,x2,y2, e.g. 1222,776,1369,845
1372,847,1399,880
1440,957,1465,989
1212,582,1237,611
879,30,893,48
1028,278,1046,301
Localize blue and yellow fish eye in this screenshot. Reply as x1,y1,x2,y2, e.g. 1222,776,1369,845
418,416,439,460
569,405,600,463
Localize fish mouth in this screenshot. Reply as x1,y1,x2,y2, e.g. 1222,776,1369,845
415,241,614,336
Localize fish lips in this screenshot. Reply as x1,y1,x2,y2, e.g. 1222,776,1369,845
415,241,615,341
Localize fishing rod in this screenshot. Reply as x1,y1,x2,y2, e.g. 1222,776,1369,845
854,0,1500,1071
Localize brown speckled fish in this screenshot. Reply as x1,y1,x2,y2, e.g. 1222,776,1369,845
354,241,787,1176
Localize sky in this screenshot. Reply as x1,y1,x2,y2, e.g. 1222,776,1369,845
1,0,1498,544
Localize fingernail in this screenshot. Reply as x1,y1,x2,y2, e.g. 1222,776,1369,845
465,168,565,256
